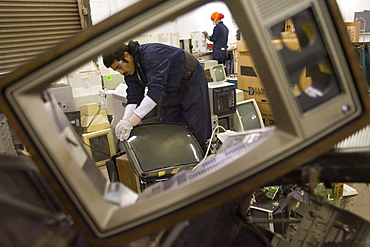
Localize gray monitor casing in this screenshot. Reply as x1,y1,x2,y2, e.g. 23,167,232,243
1,0,370,245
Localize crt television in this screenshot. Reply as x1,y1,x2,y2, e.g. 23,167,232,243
233,98,264,132
1,0,370,246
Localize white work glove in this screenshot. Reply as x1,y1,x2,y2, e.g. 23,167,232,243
115,113,141,141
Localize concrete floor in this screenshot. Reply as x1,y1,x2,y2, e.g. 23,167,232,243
342,183,370,222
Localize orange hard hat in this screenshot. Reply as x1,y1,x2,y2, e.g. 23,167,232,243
211,12,224,22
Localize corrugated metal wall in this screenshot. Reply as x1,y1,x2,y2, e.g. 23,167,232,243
0,0,84,74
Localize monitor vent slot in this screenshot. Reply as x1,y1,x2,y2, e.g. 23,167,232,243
253,0,297,20
334,124,370,149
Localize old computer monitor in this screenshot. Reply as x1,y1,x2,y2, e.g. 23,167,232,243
46,83,75,109
208,64,236,117
209,64,227,82
208,81,236,117
1,0,370,245
233,99,264,132
123,123,204,186
81,128,116,167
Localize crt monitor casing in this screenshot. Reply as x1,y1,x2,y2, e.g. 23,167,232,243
81,128,116,167
46,84,74,109
123,123,204,183
208,81,236,117
209,64,227,82
233,98,264,132
0,0,370,246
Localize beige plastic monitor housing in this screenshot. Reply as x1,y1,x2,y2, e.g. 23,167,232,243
1,0,370,246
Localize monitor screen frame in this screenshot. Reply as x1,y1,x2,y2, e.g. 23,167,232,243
0,0,369,245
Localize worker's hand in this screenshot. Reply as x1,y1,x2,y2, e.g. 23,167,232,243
115,113,141,141
202,31,209,38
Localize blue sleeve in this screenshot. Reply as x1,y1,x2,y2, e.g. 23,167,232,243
209,25,220,42
125,75,145,105
142,53,171,103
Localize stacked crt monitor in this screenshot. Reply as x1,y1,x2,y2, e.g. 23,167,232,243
81,128,115,167
233,99,264,132
209,64,227,82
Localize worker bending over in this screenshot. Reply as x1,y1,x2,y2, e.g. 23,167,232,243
103,41,212,151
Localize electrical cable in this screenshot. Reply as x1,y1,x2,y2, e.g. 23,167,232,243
202,125,227,162
81,106,110,157
84,107,101,131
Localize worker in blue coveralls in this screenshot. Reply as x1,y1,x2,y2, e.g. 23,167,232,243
207,12,229,65
102,40,212,151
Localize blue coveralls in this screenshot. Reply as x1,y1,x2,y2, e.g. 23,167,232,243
124,43,212,149
209,21,229,65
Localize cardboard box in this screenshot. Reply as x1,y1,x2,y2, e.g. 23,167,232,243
237,34,311,105
257,101,273,119
239,77,268,103
291,67,313,96
237,34,315,126
263,117,275,127
237,33,300,53
256,101,274,127
285,19,293,33
237,40,266,101
272,37,300,51
238,51,254,67
345,22,360,42
116,154,141,193
237,40,248,51
237,40,254,66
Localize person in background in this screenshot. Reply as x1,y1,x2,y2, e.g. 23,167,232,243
207,12,229,65
102,40,212,152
